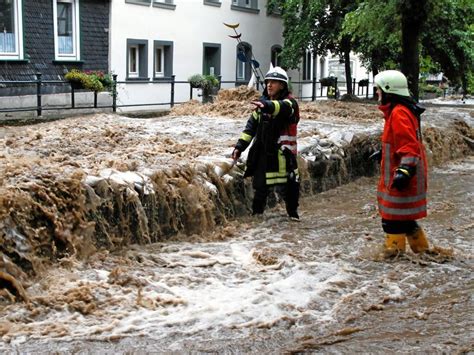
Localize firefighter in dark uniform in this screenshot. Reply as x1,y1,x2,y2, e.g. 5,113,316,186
232,66,300,220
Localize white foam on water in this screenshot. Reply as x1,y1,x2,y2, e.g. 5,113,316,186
1,234,354,344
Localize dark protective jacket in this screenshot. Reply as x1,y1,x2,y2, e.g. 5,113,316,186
235,93,299,186
377,100,428,221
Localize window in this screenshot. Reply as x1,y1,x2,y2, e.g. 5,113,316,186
153,0,176,10
153,40,173,79
203,0,221,6
154,46,163,77
203,43,221,76
328,58,353,83
129,45,139,78
53,0,80,61
302,50,312,81
271,45,282,67
231,0,259,13
236,42,251,83
125,0,151,5
0,0,23,60
127,39,148,79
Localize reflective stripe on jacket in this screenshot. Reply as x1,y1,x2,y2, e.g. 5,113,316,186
377,103,428,220
235,96,299,185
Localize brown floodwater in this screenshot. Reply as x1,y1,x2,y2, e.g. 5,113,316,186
1,156,472,353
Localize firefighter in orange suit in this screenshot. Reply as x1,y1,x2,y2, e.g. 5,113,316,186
374,70,430,254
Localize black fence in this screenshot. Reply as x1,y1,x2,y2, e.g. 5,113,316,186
0,73,373,117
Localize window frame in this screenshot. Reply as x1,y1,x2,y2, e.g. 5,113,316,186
128,45,139,78
203,0,221,7
236,42,251,83
271,45,282,68
153,40,173,80
154,46,164,78
53,0,80,62
0,0,24,60
231,0,259,13
152,0,176,10
328,58,353,83
127,39,149,80
302,50,312,81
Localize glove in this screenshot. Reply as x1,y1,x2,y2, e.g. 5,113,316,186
391,165,414,191
369,150,382,163
231,148,241,161
251,99,271,113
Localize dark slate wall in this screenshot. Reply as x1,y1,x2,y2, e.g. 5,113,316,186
0,0,109,95
80,0,110,74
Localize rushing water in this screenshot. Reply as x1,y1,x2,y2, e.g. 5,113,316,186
1,156,472,353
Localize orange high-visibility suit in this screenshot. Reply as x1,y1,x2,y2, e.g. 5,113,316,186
377,103,428,221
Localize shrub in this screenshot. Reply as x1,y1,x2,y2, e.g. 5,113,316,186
419,82,443,96
320,76,337,87
65,69,113,92
188,74,219,90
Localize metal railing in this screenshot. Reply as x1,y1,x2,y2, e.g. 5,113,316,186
0,73,374,117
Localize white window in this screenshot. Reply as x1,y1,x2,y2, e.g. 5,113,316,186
303,50,312,81
237,59,245,80
53,0,80,61
129,45,139,78
0,0,24,60
271,46,282,67
245,0,250,7
154,46,164,77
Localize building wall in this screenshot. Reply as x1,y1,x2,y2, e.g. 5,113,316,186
110,0,291,109
0,0,110,96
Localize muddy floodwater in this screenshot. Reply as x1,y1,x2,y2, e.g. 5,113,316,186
1,155,472,353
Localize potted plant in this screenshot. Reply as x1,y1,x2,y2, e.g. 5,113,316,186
65,69,113,92
320,76,337,87
358,78,369,87
188,74,219,103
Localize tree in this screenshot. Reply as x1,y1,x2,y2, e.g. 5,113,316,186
342,0,400,76
268,0,357,95
421,0,474,95
398,0,431,99
272,0,474,99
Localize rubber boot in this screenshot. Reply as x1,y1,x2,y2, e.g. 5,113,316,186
384,233,406,255
406,227,429,253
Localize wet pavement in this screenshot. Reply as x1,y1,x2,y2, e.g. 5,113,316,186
1,156,472,353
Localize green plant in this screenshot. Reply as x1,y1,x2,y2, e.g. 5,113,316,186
358,79,369,87
188,74,219,90
419,81,443,96
188,74,206,89
65,69,114,92
320,76,337,87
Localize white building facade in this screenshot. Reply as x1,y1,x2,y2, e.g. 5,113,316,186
109,0,371,111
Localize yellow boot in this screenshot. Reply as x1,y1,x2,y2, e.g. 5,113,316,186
406,227,429,253
384,233,406,256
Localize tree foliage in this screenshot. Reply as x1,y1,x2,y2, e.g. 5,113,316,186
421,0,474,93
269,0,474,97
342,0,400,74
268,0,357,94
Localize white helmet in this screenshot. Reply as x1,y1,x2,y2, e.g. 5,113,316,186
374,70,410,97
265,66,288,84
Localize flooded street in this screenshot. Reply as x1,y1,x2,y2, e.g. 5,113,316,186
1,156,472,353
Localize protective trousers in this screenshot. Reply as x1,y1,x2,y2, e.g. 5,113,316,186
252,170,300,217
382,219,419,234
